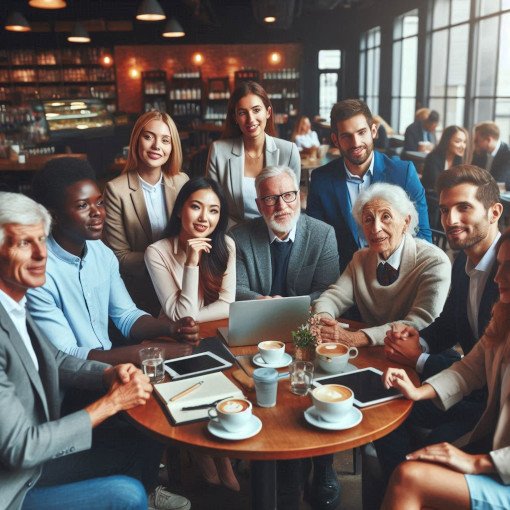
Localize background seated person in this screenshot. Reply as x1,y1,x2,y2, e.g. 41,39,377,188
421,126,468,192
472,121,510,190
313,182,451,347
230,165,339,302
381,230,510,510
291,116,321,151
404,109,439,152
27,158,198,366
145,177,235,322
0,192,185,510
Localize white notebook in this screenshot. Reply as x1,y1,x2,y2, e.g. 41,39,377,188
154,372,244,425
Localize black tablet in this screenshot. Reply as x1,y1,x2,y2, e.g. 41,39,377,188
164,352,232,380
314,367,402,407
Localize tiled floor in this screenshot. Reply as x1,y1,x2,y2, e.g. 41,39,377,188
160,450,362,510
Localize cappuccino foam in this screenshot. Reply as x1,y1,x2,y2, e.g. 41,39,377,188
315,385,352,402
317,343,348,357
218,399,249,414
260,341,284,350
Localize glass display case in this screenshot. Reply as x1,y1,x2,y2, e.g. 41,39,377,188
40,98,114,140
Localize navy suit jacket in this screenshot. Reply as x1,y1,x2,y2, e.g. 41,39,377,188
306,150,431,272
472,141,510,190
404,120,437,151
420,250,499,379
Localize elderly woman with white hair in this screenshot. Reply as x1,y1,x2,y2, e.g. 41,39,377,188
313,182,451,346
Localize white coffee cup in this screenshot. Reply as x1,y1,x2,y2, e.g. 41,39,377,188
311,384,354,422
208,398,252,432
316,343,358,373
258,340,285,364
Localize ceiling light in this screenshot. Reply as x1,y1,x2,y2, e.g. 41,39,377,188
162,18,185,38
264,16,276,23
67,22,90,43
29,0,67,9
136,0,166,21
5,11,31,32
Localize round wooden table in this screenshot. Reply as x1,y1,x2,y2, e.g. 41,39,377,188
127,319,418,509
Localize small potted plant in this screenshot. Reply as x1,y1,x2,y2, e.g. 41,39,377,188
291,313,322,361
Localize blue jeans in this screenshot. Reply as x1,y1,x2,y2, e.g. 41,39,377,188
22,475,147,510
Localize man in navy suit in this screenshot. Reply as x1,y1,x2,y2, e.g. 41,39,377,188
376,165,503,478
472,121,510,190
307,99,431,272
403,110,439,151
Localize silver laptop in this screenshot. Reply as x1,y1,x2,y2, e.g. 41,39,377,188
218,296,311,346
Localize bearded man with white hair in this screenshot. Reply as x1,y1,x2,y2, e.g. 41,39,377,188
230,165,340,302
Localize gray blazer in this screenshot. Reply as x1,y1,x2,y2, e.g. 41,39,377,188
0,304,108,510
206,134,301,224
230,214,340,302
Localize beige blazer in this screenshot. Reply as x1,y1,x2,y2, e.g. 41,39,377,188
427,333,510,484
206,134,301,224
103,169,189,315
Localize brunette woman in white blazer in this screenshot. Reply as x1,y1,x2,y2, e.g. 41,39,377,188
381,228,510,510
104,111,188,316
206,81,300,225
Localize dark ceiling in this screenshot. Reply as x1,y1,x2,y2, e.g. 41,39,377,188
0,0,371,47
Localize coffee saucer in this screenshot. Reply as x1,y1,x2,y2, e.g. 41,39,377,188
252,352,293,368
207,415,262,440
304,406,363,431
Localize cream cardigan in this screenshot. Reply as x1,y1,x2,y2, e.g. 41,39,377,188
312,234,451,344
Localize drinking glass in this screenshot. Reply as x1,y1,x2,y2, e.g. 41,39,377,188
139,347,165,384
289,360,314,396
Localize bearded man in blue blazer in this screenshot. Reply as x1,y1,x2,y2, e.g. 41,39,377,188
307,99,431,272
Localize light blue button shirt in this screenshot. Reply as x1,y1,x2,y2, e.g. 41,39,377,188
344,154,374,247
26,235,148,359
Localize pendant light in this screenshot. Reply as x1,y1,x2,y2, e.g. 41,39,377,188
136,0,166,21
68,21,90,43
29,0,67,8
162,18,185,38
5,12,31,32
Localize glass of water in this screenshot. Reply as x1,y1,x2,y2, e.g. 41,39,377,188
139,347,165,384
289,360,314,396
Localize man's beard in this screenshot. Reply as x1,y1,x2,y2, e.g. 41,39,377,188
267,208,300,236
446,222,490,251
341,140,373,166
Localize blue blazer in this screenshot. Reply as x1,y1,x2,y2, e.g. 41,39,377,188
420,250,499,378
306,151,431,272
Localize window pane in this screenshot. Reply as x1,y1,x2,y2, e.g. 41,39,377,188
447,24,469,92
366,49,374,96
400,98,416,133
318,50,341,70
360,34,366,51
393,17,402,39
319,72,338,118
497,12,510,95
374,28,381,46
495,99,510,143
504,0,510,8
367,96,379,115
392,41,402,96
403,11,419,37
433,0,450,29
430,30,448,96
451,0,471,24
477,0,501,16
445,97,465,126
473,98,495,124
401,37,418,96
474,16,499,96
391,98,400,132
359,52,366,97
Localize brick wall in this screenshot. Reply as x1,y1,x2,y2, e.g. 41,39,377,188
114,43,302,113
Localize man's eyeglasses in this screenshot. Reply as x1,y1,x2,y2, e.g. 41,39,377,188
259,191,298,206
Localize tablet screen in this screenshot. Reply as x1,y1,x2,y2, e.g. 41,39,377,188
314,368,401,407
164,352,231,379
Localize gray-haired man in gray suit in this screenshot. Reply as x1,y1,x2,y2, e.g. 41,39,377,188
230,165,339,302
230,166,340,509
0,192,189,510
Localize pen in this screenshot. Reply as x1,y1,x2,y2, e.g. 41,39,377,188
169,380,204,402
181,396,235,411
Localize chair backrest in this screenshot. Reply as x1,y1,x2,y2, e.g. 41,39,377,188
425,190,441,230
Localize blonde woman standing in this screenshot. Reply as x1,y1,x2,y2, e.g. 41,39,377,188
104,111,188,316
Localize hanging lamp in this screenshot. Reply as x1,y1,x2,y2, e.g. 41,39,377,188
162,18,185,37
136,0,166,21
5,12,31,32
